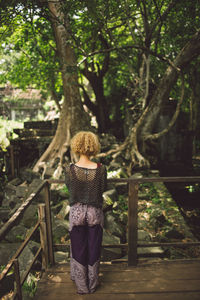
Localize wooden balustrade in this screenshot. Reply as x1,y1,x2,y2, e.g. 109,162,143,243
38,204,49,270
49,176,200,266
1,176,200,298
0,181,54,299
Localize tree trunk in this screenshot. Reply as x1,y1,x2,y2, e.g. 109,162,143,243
90,75,109,133
127,30,200,169
81,65,110,133
81,33,110,133
33,0,90,175
189,66,200,156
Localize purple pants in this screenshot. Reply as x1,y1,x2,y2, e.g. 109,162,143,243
69,203,104,294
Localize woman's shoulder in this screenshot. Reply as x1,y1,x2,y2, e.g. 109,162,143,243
97,163,107,173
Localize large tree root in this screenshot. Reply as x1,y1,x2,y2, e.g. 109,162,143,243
98,133,150,176
33,133,70,179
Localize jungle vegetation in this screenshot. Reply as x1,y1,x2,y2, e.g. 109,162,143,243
0,0,200,176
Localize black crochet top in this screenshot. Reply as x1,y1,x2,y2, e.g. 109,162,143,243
64,163,107,208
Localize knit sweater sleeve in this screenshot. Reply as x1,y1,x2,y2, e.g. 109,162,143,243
101,165,107,193
64,164,70,188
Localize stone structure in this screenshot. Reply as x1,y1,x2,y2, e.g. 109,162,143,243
0,86,44,121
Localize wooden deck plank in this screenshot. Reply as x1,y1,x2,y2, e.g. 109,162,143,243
34,293,200,300
42,267,200,282
39,271,200,283
34,260,200,300
46,259,200,272
36,280,200,293
35,286,200,300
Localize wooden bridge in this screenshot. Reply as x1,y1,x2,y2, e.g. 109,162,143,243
34,260,200,300
1,177,200,299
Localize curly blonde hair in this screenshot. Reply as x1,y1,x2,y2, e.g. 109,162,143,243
70,131,100,156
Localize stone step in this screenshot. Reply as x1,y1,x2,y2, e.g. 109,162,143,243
13,128,56,137
112,245,165,264
138,246,165,258
0,207,11,222
24,119,58,130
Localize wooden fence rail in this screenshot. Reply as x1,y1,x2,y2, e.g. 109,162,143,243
1,176,200,299
0,181,54,300
49,176,200,266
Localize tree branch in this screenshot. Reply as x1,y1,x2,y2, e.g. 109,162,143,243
144,72,185,141
98,33,110,77
79,84,97,115
78,44,181,71
151,0,177,34
143,54,150,108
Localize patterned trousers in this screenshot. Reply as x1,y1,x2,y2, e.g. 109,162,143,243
69,203,104,294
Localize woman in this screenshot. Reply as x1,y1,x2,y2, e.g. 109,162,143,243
65,131,107,294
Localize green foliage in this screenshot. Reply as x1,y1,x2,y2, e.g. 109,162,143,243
107,169,121,179
185,183,200,193
15,235,25,242
112,194,128,225
0,265,5,272
22,273,38,298
141,182,159,198
0,0,200,136
0,118,23,150
0,264,14,275
0,14,62,103
152,197,161,205
61,185,70,198
117,195,128,211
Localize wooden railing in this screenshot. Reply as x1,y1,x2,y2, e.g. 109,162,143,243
0,181,54,300
1,176,200,299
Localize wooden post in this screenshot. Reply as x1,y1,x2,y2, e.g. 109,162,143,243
44,182,55,265
38,204,49,270
128,182,139,266
13,259,22,300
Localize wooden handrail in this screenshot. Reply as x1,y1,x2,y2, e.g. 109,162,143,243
44,182,55,265
0,180,46,242
20,247,42,286
0,221,40,282
1,175,200,299
0,181,54,299
49,176,200,266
